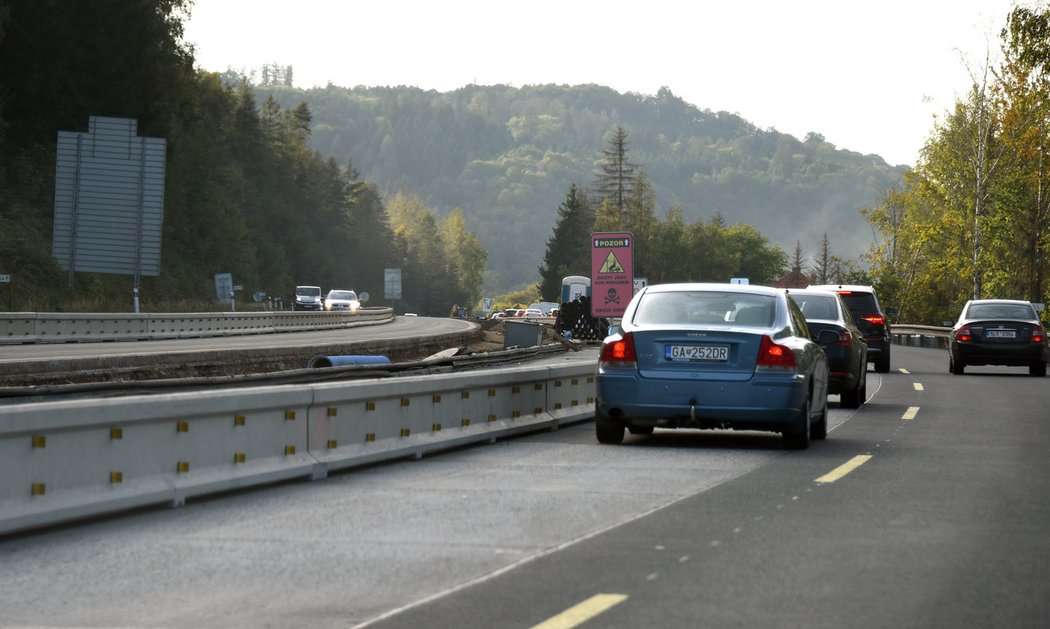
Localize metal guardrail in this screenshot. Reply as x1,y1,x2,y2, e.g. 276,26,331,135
0,308,395,344
891,324,950,349
0,360,597,535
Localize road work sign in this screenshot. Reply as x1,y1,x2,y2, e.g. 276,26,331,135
590,232,634,318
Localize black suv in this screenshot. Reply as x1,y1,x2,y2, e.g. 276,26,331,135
809,284,893,373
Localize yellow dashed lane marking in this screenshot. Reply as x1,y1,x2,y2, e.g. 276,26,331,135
902,406,920,420
913,382,924,391
816,455,873,483
532,594,628,629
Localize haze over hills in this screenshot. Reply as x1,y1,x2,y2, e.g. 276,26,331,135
256,82,907,292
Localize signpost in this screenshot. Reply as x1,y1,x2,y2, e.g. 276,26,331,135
590,232,634,318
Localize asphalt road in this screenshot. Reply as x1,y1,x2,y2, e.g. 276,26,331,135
0,316,477,363
0,345,1047,628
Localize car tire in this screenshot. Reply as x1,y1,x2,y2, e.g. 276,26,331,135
811,395,828,441
1030,361,1047,377
840,368,866,409
875,354,890,373
950,356,965,375
595,416,625,444
782,397,811,450
627,425,654,435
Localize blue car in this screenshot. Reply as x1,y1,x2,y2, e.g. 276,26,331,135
595,283,829,449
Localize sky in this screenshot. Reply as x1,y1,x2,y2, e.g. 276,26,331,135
183,0,1022,167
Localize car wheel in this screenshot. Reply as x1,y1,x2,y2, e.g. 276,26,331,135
840,368,865,409
627,424,654,435
1030,361,1047,377
782,396,811,450
950,355,965,375
595,415,625,444
875,354,890,373
811,395,828,441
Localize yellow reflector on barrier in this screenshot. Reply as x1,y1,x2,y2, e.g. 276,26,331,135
432,423,442,432
234,453,246,464
110,472,123,483
327,407,337,417
284,410,296,421
366,433,376,442
234,415,246,426
432,394,441,403
366,401,375,411
177,461,190,473
176,421,189,433
400,428,410,437
284,445,296,455
31,435,46,449
31,483,45,496
110,427,123,440
461,419,470,427
327,440,337,449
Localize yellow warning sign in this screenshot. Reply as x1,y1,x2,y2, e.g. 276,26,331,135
599,251,625,273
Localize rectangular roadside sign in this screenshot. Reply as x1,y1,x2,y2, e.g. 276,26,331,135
590,232,634,318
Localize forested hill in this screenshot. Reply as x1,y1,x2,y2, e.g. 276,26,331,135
257,83,908,291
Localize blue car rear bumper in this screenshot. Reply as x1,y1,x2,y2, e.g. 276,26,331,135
596,372,807,429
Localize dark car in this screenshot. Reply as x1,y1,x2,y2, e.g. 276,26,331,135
595,283,829,450
948,299,1048,376
789,288,868,408
809,284,892,373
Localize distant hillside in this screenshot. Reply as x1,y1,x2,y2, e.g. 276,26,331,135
257,83,907,292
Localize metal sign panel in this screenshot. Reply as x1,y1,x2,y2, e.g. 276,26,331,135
214,273,233,301
53,116,167,277
384,268,402,300
590,232,634,318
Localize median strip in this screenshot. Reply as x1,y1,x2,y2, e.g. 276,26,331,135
532,594,628,629
815,455,873,483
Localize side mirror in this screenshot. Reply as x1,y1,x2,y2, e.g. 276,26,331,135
817,329,840,345
1033,303,1045,313
942,320,954,327
606,324,622,337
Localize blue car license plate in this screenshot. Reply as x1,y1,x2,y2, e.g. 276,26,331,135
666,344,728,362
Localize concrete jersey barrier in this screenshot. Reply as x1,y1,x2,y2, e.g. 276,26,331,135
0,359,598,535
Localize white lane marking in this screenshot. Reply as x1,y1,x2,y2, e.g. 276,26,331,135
914,382,924,391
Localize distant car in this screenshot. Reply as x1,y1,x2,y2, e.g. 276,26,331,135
595,283,829,449
522,308,543,318
324,289,360,312
809,284,892,373
293,285,323,311
948,299,1048,376
790,288,868,408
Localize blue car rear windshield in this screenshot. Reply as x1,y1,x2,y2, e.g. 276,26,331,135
634,291,776,327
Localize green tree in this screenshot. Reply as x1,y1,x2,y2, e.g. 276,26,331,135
441,208,488,310
592,126,636,212
538,183,594,300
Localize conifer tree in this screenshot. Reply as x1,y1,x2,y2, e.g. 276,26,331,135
538,184,594,301
592,126,636,212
